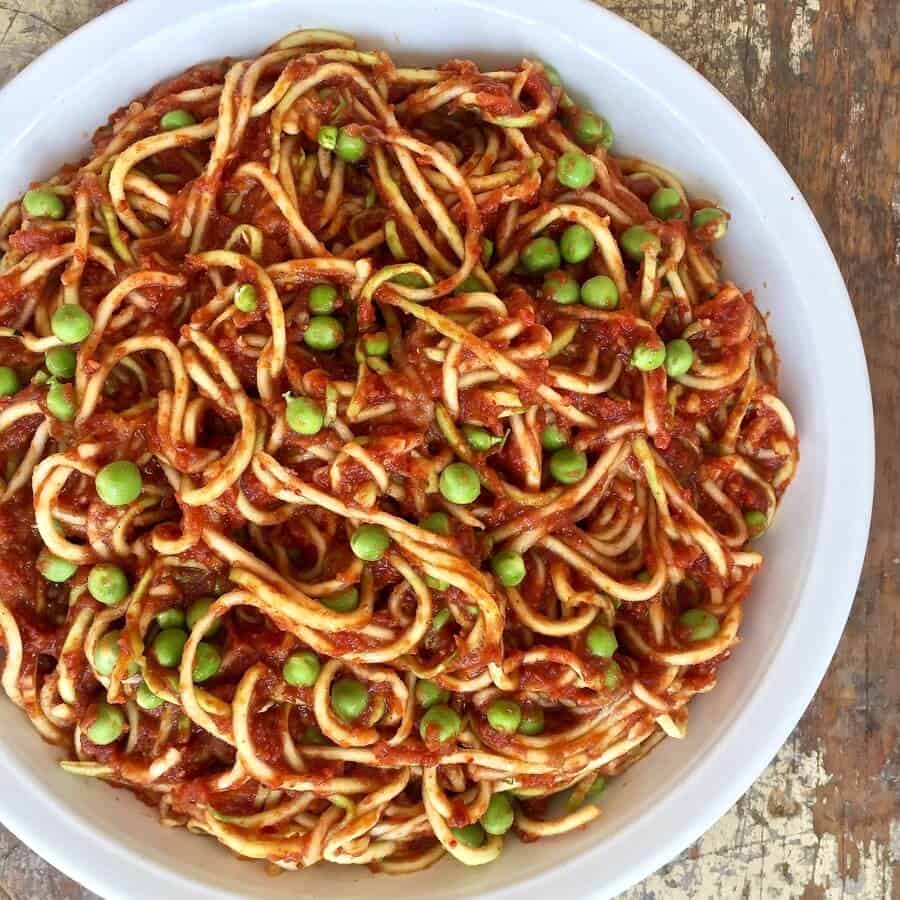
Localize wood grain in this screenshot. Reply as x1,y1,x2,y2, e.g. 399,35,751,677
0,1,895,897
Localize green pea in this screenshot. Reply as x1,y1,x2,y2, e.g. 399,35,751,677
649,187,683,220
520,236,560,274
308,283,338,314
631,343,666,372
518,705,545,736
391,271,429,288
491,550,526,588
604,660,622,689
540,425,567,451
586,625,618,658
463,425,500,451
664,339,694,377
487,698,522,733
37,549,77,583
419,703,461,742
744,509,768,537
692,207,728,240
157,607,185,630
481,793,514,835
51,304,92,344
160,109,196,130
350,524,390,562
415,679,448,709
452,824,485,848
426,575,450,591
620,226,661,262
23,189,65,220
331,677,368,722
549,447,587,484
560,224,595,264
153,628,188,668
420,512,451,535
93,630,121,676
573,111,612,149
285,395,324,435
87,702,125,745
556,151,595,190
191,642,221,683
322,586,359,612
317,124,338,150
302,724,328,745
580,275,619,310
233,283,258,313
439,462,481,505
304,315,344,351
455,274,484,294
46,380,75,421
186,597,221,635
0,367,18,397
45,347,76,379
136,681,163,711
87,564,129,606
363,332,389,357
335,128,366,163
481,237,494,265
542,269,580,305
95,460,142,506
283,651,321,687
679,608,720,641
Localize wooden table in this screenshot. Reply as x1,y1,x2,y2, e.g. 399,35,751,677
0,1,895,897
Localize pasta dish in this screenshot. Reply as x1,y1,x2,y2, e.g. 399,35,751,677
0,29,798,872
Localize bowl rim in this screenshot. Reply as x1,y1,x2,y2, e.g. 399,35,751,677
0,1,874,898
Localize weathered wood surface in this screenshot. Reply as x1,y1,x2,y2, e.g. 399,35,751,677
0,1,895,897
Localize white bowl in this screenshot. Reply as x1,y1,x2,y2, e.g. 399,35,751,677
0,1,873,898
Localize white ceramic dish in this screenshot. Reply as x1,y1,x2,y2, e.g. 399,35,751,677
0,1,873,898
